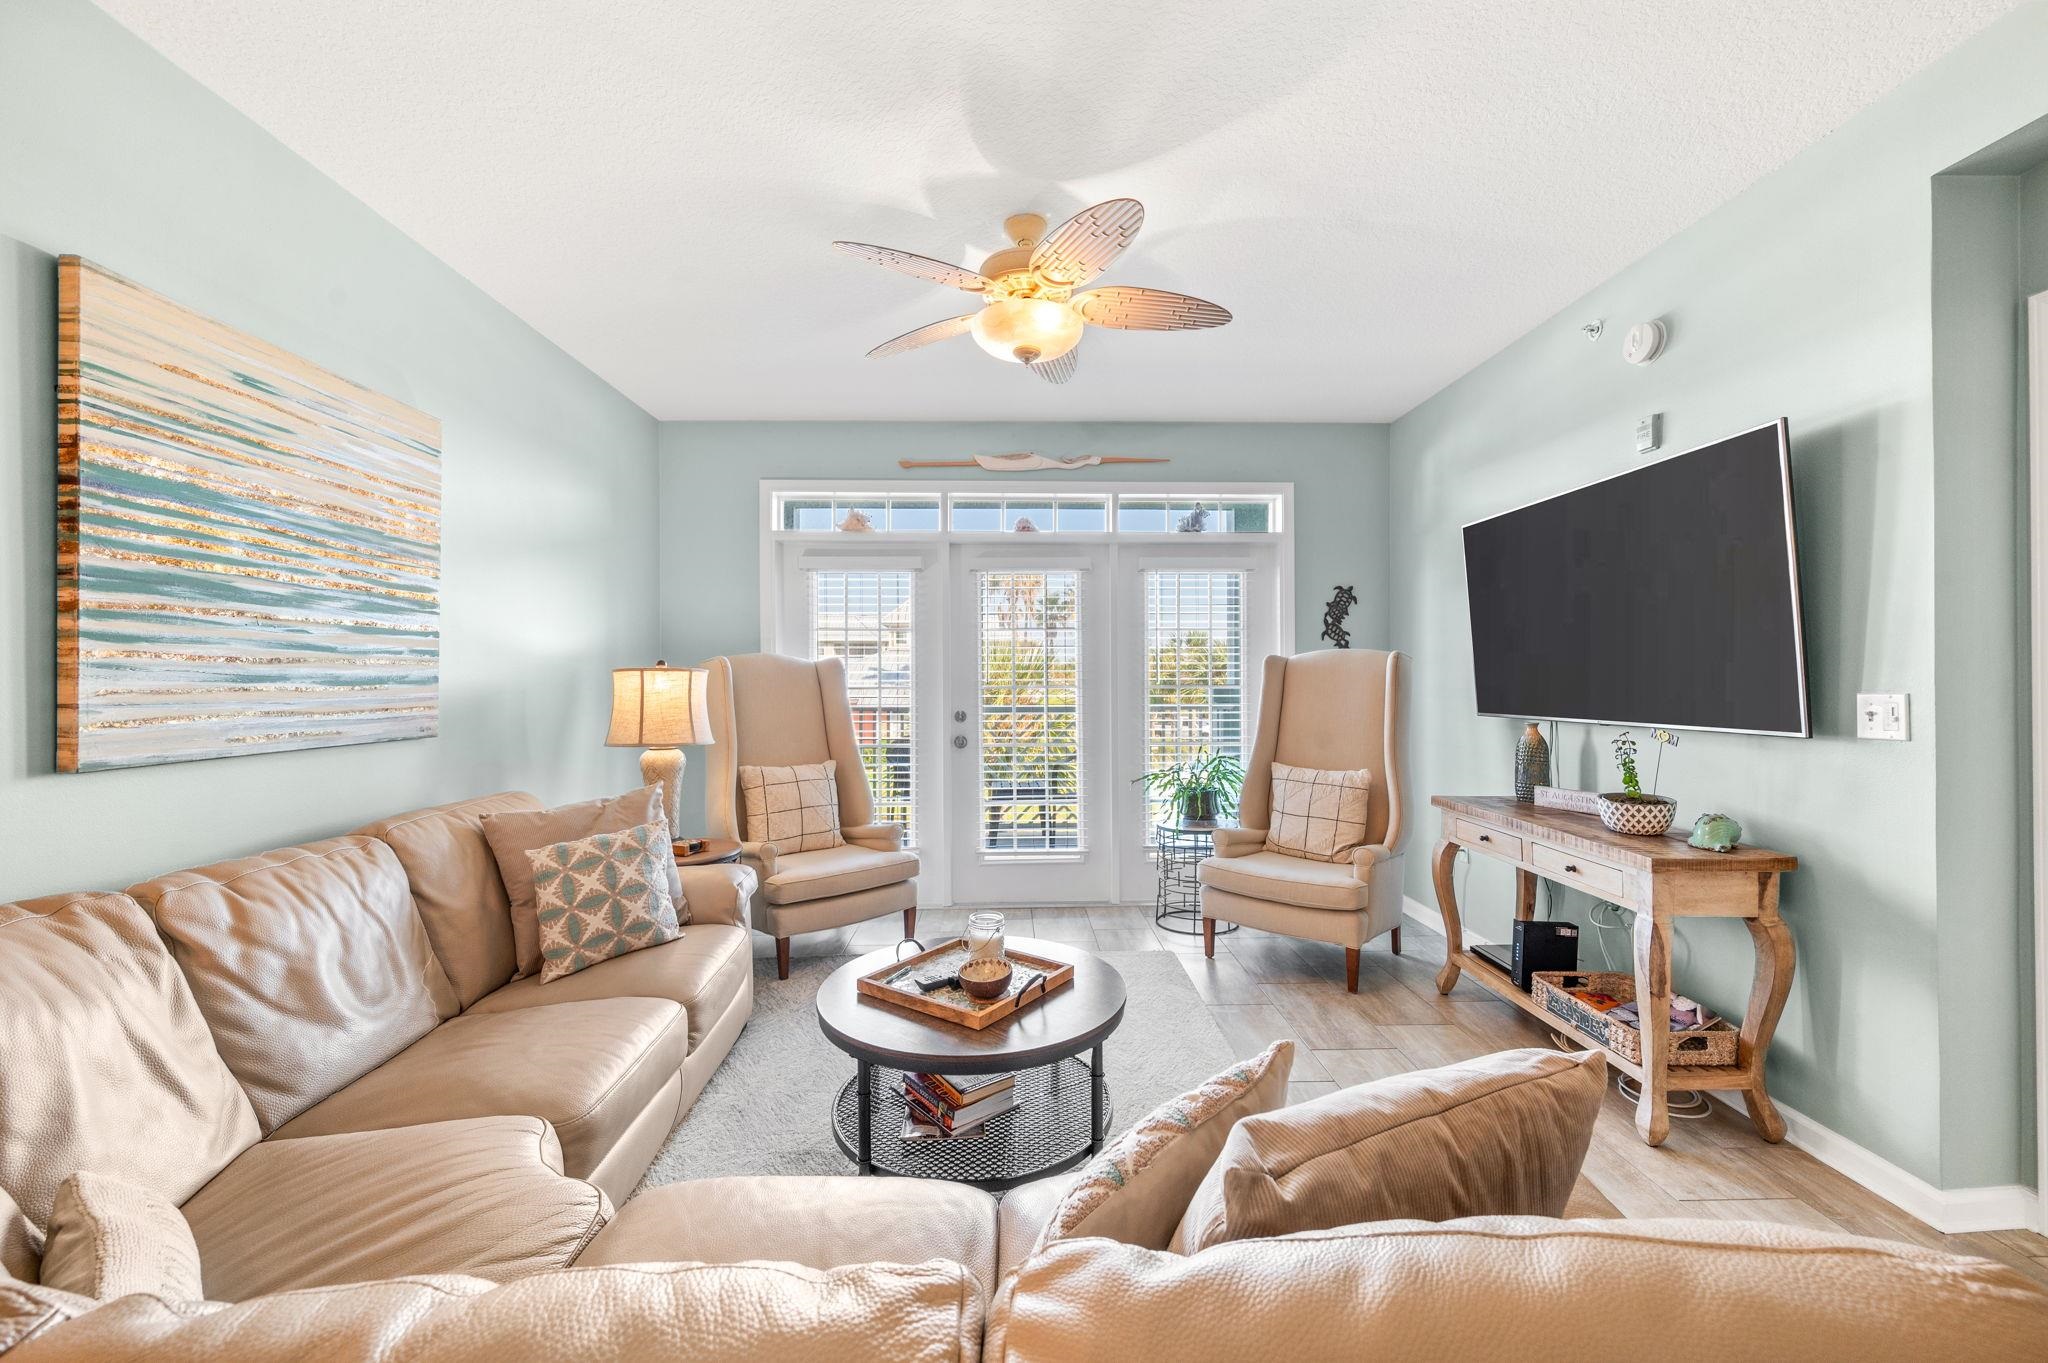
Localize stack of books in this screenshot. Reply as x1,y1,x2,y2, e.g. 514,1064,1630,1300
902,1071,1018,1139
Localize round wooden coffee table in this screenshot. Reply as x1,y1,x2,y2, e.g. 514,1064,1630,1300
815,937,1126,1191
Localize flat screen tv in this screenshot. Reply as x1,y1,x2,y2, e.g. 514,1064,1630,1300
1462,419,1809,737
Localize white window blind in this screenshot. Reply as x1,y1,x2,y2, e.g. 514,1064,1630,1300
976,570,1084,854
1143,571,1246,838
808,569,917,844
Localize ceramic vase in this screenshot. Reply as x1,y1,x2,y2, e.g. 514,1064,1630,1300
1514,722,1551,802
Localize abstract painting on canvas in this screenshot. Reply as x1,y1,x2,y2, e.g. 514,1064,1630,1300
56,256,441,771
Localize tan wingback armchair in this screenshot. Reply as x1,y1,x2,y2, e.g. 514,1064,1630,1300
1197,649,1407,992
703,654,918,979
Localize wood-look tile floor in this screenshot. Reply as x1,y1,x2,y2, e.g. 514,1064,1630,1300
763,904,2048,1285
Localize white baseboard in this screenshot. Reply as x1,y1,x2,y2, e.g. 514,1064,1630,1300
1397,898,2041,1234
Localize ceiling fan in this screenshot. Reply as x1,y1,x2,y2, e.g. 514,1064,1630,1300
832,199,1231,384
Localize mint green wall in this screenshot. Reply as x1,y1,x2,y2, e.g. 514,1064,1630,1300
0,1,659,898
656,421,1387,831
1388,5,2048,1190
1930,172,2031,1189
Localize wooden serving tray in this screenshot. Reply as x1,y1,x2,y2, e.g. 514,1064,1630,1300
857,939,1074,1031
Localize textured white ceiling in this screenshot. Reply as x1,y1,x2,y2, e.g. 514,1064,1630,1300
93,1,2019,422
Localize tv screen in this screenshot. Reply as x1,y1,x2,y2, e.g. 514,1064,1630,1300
1462,420,1809,737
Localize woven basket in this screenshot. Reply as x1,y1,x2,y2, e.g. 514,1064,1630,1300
1531,971,1737,1068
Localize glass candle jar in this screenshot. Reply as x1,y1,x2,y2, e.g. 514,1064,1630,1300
965,911,1007,966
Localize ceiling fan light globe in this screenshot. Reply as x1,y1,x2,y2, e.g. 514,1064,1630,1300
971,298,1083,366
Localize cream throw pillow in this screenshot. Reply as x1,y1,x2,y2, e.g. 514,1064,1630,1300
739,761,845,852
1031,1042,1293,1257
1174,1047,1607,1253
528,823,685,983
482,784,684,977
39,1172,204,1302
1263,763,1372,862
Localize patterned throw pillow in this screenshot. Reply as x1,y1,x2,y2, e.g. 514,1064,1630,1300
1264,763,1372,862
739,760,845,851
526,822,683,983
1031,1041,1294,1257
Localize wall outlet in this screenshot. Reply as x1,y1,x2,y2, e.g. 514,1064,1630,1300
1636,413,1662,455
1856,693,1909,741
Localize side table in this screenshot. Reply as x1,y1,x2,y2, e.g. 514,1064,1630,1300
674,837,741,867
1154,821,1237,937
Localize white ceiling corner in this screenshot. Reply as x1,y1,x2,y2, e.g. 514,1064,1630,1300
91,0,2023,422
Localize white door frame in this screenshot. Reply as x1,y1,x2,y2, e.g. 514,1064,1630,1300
759,480,1295,911
949,542,1115,906
2029,289,2048,1234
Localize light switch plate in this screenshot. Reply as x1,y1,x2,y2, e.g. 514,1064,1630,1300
1856,693,1909,741
1636,413,1662,455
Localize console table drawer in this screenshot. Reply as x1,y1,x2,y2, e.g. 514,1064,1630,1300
1452,819,1522,863
1532,842,1627,898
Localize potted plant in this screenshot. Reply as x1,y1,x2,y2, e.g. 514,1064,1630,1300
1135,751,1245,827
1597,730,1678,836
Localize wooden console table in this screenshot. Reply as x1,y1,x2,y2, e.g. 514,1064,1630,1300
1430,795,1797,1147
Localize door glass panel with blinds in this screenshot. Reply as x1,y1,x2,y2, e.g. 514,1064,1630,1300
975,570,1084,854
807,569,918,843
1142,571,1246,837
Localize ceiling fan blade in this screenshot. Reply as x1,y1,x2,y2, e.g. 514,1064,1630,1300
1030,199,1145,287
1073,286,1232,331
832,241,988,292
865,313,979,358
1029,346,1080,385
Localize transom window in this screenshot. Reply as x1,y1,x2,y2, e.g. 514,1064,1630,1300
773,489,1281,536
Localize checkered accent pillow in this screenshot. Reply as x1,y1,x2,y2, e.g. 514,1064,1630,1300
1264,763,1373,862
526,822,683,983
739,760,845,852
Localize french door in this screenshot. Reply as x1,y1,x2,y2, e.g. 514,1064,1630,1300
948,545,1114,905
777,535,1282,907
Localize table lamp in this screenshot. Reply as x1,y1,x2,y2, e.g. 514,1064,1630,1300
606,661,712,842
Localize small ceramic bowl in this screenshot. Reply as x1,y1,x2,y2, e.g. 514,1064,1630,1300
959,958,1013,1000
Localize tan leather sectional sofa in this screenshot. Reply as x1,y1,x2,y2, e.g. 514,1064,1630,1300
4,789,2047,1361
0,791,755,1302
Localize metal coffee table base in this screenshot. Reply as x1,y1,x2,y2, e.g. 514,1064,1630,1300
832,1048,1110,1193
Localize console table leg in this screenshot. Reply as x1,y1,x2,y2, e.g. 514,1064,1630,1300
1515,867,1537,921
1431,837,1463,994
1739,877,1795,1143
1631,911,1673,1146
856,1059,874,1174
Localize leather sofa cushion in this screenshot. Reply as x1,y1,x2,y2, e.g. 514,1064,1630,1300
990,1217,2048,1363
129,837,451,1134
2,1258,982,1363
580,1175,998,1301
761,843,917,905
0,892,259,1249
996,1175,1074,1287
481,785,682,978
181,1117,607,1301
38,1174,202,1303
466,925,749,1052
356,792,541,1009
1196,850,1368,911
269,997,688,1181
1175,1047,1605,1252
0,1187,40,1284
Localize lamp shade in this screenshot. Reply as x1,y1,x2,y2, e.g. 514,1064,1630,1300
605,662,712,748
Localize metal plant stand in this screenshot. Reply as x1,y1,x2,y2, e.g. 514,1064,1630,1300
1154,821,1235,936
